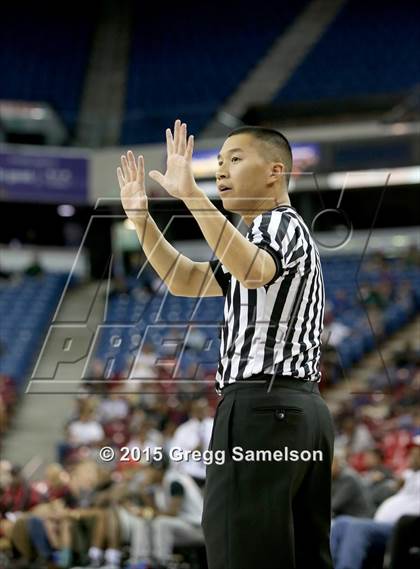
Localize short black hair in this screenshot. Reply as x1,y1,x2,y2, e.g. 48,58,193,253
226,126,293,186
150,452,171,472
368,447,384,461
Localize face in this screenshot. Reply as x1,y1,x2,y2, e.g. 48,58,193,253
46,464,69,486
364,451,380,469
216,134,280,217
143,466,162,485
191,399,208,420
408,447,420,470
0,461,12,489
331,456,341,479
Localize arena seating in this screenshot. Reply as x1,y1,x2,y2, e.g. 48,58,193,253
0,5,94,131
275,0,420,103
121,0,308,144
96,290,223,377
96,255,420,376
324,254,420,368
0,273,68,388
2,0,419,143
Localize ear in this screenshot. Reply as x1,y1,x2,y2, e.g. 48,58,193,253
268,162,284,184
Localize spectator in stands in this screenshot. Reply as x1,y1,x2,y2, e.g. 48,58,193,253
322,305,351,348
331,452,374,519
128,342,158,382
67,401,104,448
361,448,396,509
57,401,105,464
25,464,78,568
97,390,129,424
330,437,420,569
375,439,420,523
170,398,213,488
0,465,46,567
0,465,43,517
331,515,393,569
149,454,204,566
335,415,375,454
107,452,205,568
128,407,148,432
43,461,119,568
111,466,155,567
126,420,163,465
38,459,120,569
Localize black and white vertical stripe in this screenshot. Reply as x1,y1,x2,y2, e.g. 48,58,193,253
210,205,325,393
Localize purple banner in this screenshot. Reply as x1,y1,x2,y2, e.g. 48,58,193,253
0,149,88,204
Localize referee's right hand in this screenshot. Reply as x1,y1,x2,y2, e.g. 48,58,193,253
118,150,149,222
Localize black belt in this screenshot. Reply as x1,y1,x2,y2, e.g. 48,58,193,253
219,374,320,395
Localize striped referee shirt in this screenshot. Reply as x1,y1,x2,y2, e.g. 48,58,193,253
209,205,325,394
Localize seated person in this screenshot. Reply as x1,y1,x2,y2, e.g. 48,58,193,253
361,448,396,509
331,439,420,569
332,452,374,519
0,464,44,567
114,453,204,568
150,454,204,566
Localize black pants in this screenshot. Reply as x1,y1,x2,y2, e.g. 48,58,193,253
387,515,420,569
201,377,334,569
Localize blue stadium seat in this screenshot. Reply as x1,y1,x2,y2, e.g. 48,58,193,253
122,0,308,144
0,5,95,131
275,0,420,104
0,274,67,387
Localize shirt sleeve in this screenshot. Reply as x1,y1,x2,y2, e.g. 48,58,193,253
248,210,305,285
209,259,231,296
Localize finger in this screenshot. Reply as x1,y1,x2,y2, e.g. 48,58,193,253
117,167,125,189
173,119,181,153
136,155,144,184
179,123,187,155
148,170,166,187
127,150,137,181
185,134,194,161
121,155,130,181
166,128,174,156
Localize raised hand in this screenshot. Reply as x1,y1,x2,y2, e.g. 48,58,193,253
149,119,199,200
118,151,148,222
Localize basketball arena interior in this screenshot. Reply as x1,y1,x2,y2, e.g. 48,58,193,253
0,1,419,568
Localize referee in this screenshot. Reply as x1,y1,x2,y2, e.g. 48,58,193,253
118,121,334,569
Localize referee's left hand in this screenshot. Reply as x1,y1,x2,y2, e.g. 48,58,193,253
149,119,203,201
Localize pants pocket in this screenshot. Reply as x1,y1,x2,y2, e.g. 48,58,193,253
208,397,224,451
